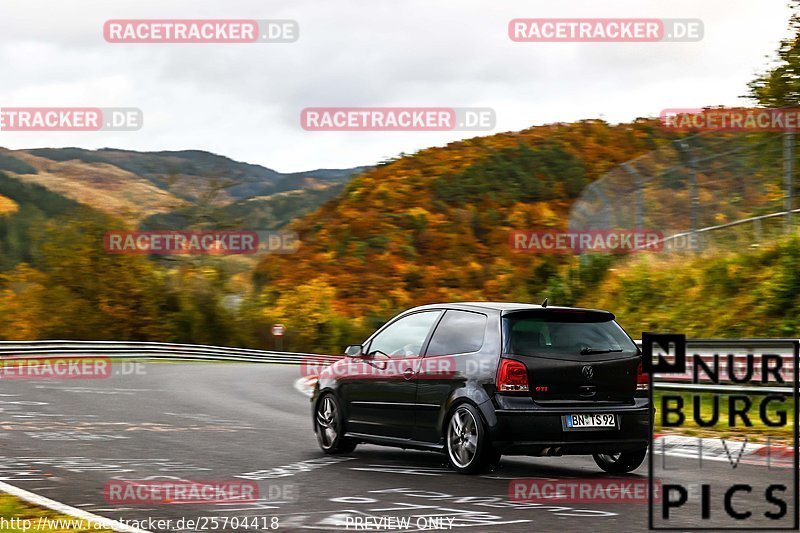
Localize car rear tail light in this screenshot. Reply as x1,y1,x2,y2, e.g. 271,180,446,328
636,360,649,391
497,358,529,393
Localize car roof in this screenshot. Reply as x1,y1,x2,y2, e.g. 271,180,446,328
407,301,614,316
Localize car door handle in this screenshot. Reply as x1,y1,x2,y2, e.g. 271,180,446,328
403,368,414,380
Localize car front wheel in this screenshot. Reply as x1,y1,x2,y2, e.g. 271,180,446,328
314,394,357,454
592,449,647,473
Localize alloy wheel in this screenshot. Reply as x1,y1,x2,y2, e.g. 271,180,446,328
316,396,338,449
447,407,479,468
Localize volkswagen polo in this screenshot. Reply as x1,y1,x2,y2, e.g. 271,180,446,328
311,302,650,474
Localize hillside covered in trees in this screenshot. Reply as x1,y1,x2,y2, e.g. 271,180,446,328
0,120,678,349
249,119,680,349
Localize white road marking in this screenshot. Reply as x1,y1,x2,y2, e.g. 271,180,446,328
33,386,154,395
25,431,130,441
236,456,355,480
0,480,153,533
349,464,449,476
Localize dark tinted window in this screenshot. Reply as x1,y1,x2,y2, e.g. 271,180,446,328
503,310,637,358
426,310,487,355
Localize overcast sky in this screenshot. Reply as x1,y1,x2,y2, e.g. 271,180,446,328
0,0,793,172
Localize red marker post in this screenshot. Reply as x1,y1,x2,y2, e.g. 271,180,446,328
272,323,285,351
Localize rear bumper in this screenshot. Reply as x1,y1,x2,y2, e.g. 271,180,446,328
491,399,651,456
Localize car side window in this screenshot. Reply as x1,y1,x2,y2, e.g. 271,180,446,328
367,311,441,358
425,310,487,356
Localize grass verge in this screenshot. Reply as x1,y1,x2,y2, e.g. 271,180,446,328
0,494,113,533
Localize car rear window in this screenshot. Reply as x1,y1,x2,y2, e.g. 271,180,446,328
502,310,637,357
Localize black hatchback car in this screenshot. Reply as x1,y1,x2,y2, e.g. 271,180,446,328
311,302,650,474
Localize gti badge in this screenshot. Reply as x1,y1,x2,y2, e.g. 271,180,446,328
581,365,594,381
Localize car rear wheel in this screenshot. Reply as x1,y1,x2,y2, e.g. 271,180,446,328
446,403,494,474
592,449,647,473
315,394,357,454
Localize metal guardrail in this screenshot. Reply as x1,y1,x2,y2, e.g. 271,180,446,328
636,206,800,250
0,340,335,365
0,340,795,394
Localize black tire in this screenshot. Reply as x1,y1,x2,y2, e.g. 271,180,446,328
445,403,493,474
592,449,647,473
314,393,357,454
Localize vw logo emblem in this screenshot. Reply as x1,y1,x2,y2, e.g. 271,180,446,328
581,365,594,381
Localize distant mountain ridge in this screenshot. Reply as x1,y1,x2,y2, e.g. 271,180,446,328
0,146,368,225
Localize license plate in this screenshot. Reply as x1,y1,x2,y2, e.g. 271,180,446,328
563,413,617,430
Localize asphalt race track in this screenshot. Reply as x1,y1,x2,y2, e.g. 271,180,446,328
0,363,794,532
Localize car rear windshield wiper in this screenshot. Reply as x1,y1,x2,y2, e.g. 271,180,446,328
580,347,623,355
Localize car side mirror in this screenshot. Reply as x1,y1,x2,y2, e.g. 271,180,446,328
344,344,364,357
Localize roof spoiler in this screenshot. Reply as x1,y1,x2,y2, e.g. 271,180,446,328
502,308,616,321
